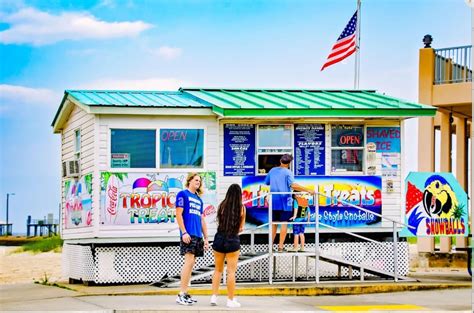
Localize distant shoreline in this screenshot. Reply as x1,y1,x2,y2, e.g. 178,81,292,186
0,236,44,246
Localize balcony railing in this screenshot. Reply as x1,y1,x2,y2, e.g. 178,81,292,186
434,45,472,84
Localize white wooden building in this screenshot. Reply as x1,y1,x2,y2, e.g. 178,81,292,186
52,88,436,284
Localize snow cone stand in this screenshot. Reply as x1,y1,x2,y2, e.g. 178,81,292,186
52,88,437,284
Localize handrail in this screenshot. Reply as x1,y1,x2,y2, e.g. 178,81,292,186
268,191,414,229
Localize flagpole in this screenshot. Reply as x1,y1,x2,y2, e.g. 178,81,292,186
354,0,361,89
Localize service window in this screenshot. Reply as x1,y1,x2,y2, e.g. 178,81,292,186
257,125,292,174
111,129,156,168
160,129,204,168
330,125,364,173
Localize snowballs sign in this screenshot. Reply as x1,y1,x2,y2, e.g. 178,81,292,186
401,172,469,237
242,175,382,227
100,172,217,230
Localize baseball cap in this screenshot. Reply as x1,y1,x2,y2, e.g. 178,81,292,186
280,154,293,164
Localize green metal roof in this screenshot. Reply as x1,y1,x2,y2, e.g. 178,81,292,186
66,90,211,108
180,88,437,117
52,88,437,131
51,90,212,129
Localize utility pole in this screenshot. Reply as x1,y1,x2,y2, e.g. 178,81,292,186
5,193,15,236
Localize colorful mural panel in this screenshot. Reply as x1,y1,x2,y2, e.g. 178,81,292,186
401,172,469,237
100,172,217,233
242,175,382,228
64,173,93,229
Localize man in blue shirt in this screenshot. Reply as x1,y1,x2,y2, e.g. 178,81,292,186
175,173,209,306
265,154,315,252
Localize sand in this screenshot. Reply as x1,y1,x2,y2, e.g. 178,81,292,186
0,247,63,284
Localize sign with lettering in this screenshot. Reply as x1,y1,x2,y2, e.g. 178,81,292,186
401,172,469,237
367,127,401,153
224,124,256,176
242,175,382,228
111,153,130,168
294,124,325,175
99,172,218,235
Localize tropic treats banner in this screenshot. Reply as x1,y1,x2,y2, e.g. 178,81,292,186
401,172,469,237
64,173,93,229
242,175,382,228
100,172,217,231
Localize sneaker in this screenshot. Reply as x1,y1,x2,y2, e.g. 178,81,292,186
210,294,218,306
184,293,197,303
299,248,306,253
227,298,241,308
176,293,193,306
286,247,300,252
273,247,284,253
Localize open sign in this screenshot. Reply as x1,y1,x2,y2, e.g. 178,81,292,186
338,133,363,146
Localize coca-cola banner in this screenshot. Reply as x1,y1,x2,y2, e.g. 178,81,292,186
100,172,217,231
64,173,93,229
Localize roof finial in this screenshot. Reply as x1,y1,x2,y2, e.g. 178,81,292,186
423,34,433,48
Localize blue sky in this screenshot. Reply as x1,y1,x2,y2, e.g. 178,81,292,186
0,0,471,234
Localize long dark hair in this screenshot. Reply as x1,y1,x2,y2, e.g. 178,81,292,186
217,184,242,235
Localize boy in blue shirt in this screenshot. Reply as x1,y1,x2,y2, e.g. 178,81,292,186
288,194,311,252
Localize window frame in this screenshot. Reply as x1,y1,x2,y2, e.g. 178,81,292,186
74,129,81,159
107,127,206,172
159,128,205,170
109,128,158,171
256,124,293,175
329,124,366,175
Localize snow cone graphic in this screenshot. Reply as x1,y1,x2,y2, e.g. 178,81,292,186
133,177,151,193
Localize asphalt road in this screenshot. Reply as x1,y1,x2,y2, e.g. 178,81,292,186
0,283,472,312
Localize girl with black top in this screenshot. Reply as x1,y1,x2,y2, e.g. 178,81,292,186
210,183,246,308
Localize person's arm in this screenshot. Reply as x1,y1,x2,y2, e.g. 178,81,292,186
291,182,315,195
264,172,270,185
201,214,209,250
239,205,246,233
176,206,190,244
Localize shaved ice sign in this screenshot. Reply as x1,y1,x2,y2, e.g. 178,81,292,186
401,172,469,237
100,172,217,231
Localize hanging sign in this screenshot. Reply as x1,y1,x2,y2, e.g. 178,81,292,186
294,124,325,175
223,124,256,176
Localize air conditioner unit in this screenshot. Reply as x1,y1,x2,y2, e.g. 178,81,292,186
62,160,80,177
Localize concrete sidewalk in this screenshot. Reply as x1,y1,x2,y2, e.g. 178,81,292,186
55,270,471,297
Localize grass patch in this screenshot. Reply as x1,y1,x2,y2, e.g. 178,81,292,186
20,236,63,253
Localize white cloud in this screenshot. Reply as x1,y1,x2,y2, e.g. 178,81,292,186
77,77,193,91
0,7,153,46
151,46,183,60
0,84,58,105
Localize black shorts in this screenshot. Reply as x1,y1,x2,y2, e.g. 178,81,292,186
212,232,240,254
272,210,293,222
180,235,204,257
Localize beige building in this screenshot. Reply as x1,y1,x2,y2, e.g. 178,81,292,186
418,37,472,252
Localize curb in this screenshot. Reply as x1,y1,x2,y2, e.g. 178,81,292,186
57,281,472,297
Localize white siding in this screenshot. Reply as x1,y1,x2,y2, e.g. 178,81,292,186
61,104,96,239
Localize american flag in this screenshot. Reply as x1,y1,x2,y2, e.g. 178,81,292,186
321,11,358,71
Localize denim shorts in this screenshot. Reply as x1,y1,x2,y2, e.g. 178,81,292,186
212,232,240,254
292,217,306,235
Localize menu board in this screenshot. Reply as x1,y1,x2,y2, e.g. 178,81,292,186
294,124,325,175
224,124,256,176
